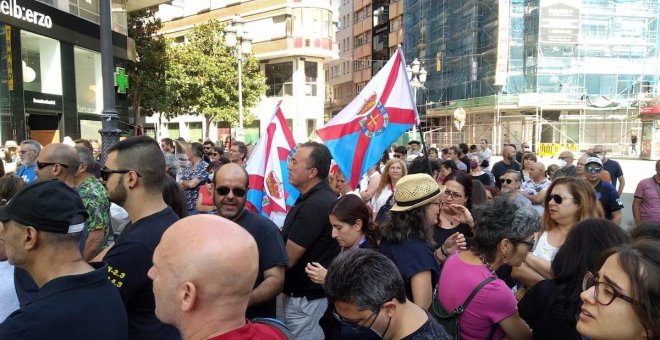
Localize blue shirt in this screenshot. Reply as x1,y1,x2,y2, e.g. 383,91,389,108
380,237,440,301
16,164,37,183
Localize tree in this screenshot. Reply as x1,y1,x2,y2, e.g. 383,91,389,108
127,7,168,126
165,19,266,139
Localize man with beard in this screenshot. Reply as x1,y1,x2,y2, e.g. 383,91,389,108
102,136,180,340
499,170,532,207
213,163,287,318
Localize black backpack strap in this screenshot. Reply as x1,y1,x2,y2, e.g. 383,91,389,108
452,275,496,315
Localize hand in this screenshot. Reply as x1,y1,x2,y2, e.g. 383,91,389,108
445,204,474,227
305,262,327,285
443,232,467,254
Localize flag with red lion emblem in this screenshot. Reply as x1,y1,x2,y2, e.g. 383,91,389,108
316,47,418,188
246,102,299,228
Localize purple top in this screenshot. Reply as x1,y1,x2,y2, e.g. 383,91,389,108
437,253,518,340
634,177,660,222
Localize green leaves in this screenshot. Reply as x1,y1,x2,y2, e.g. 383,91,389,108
164,19,267,129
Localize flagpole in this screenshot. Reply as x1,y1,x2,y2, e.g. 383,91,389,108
417,123,433,176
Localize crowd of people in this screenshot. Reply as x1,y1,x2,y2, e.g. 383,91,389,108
0,135,658,340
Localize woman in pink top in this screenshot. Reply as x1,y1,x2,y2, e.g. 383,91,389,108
437,196,539,340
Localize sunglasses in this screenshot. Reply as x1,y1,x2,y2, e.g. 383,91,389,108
211,153,219,156
500,178,515,184
517,238,535,250
216,186,247,197
36,161,69,169
548,194,574,205
585,166,602,174
100,166,142,181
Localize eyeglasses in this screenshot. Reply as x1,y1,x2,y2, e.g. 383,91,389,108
585,166,602,174
333,308,379,333
19,149,35,154
203,146,212,149
393,154,403,158
582,271,633,306
500,178,515,184
100,166,142,181
443,189,464,200
216,186,247,197
211,153,219,156
548,194,573,205
36,161,69,169
517,238,535,250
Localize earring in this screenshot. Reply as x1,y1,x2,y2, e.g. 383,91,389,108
503,254,508,264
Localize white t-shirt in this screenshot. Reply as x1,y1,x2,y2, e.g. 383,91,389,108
532,231,559,262
0,261,19,322
370,185,393,217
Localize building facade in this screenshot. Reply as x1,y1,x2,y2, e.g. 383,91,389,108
324,0,353,117
151,0,337,144
406,0,660,156
0,0,135,147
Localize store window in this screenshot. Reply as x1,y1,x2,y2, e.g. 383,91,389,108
265,62,293,97
74,47,103,114
21,31,62,95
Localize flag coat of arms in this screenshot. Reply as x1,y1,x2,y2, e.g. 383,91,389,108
246,102,299,228
316,48,418,188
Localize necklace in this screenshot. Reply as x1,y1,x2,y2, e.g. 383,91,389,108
474,252,497,277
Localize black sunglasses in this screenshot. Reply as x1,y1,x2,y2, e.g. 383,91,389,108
517,238,535,250
500,178,514,184
216,186,247,197
100,166,143,181
548,194,574,205
36,161,69,169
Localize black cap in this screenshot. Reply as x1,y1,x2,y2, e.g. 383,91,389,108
0,180,88,234
408,140,420,145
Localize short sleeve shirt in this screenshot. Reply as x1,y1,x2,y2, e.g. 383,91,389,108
602,159,623,188
236,210,289,318
77,175,111,250
521,178,550,196
16,164,36,183
208,321,287,340
379,237,440,302
281,181,340,298
180,160,209,211
438,254,517,340
0,263,128,340
594,181,624,220
634,177,660,222
401,315,452,340
103,207,180,340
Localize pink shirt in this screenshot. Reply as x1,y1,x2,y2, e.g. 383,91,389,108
634,177,660,222
437,253,518,340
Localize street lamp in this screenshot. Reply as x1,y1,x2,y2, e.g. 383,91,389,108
224,15,253,142
406,58,427,141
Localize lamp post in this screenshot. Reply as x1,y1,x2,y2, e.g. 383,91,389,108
406,58,427,141
98,0,122,164
224,15,252,143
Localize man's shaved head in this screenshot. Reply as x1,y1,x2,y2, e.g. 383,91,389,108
149,215,258,331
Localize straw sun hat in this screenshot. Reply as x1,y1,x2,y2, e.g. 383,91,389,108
390,173,445,212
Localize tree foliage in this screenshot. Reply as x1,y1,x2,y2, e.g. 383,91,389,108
165,19,266,133
127,7,167,118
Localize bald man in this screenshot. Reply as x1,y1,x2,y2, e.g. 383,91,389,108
213,163,287,319
492,145,521,189
552,151,577,180
520,162,551,215
148,215,287,339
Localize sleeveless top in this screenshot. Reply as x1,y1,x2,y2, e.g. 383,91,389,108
532,231,559,262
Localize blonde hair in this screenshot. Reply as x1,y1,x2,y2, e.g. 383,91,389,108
374,158,408,199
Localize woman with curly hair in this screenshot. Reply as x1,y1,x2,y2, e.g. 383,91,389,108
436,196,539,339
379,173,443,310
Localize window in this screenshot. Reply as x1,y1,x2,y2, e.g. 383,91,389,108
74,47,102,114
21,31,62,95
305,61,318,96
265,62,293,97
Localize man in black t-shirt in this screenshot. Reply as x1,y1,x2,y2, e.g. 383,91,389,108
102,136,180,340
282,142,340,338
325,249,451,339
213,163,288,319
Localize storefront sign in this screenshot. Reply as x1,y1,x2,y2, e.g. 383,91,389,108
539,0,579,44
0,0,52,29
641,106,660,115
114,67,129,94
5,24,12,90
24,90,62,111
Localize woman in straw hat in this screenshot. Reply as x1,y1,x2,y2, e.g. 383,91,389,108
379,173,444,310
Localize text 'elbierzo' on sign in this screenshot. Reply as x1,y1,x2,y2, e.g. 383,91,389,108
0,0,52,29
